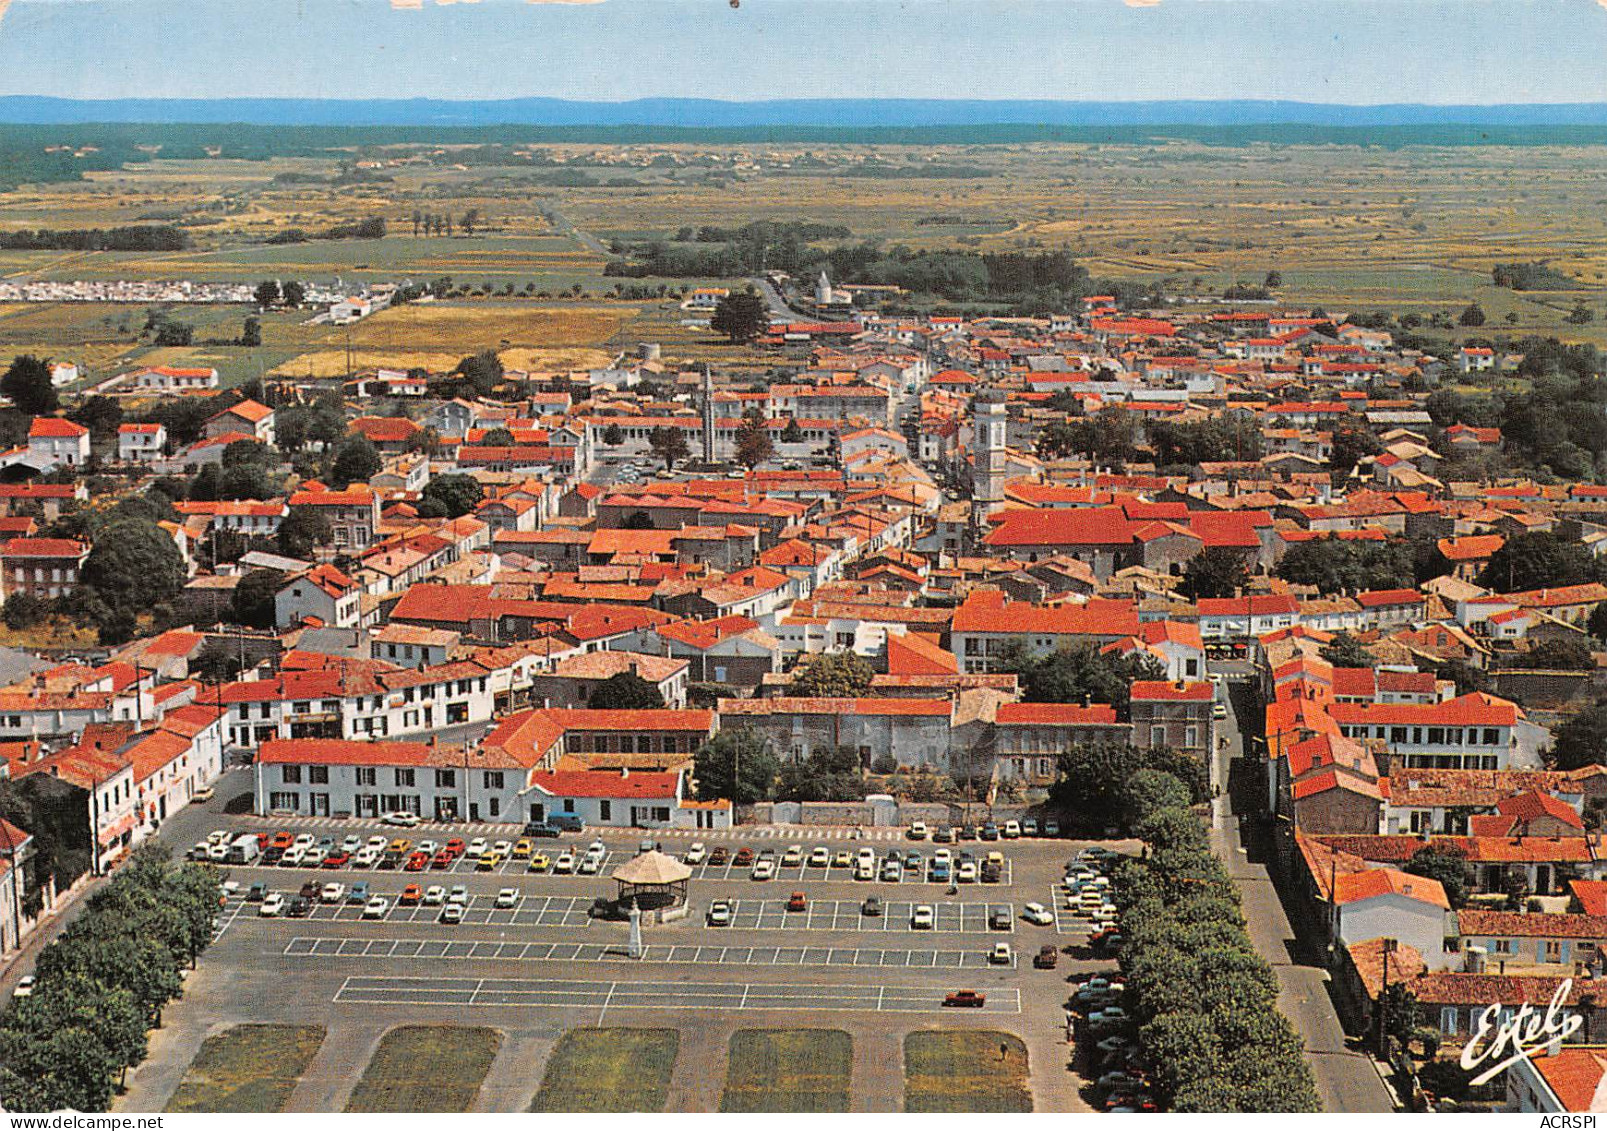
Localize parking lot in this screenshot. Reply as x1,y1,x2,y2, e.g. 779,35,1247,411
331,974,1024,1015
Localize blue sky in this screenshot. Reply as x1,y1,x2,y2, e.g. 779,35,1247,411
1,0,1606,104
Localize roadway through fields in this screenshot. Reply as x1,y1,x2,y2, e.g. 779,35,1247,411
289,936,1014,968
331,974,1023,1014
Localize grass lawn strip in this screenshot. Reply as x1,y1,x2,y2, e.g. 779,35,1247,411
904,1030,1032,1113
163,1024,326,1113
529,1028,680,1112
719,1028,851,1113
343,1025,502,1112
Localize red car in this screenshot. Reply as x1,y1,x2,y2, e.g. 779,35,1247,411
269,831,295,851
786,891,807,912
399,884,422,906
255,832,271,849
445,838,466,857
431,850,454,870
733,847,754,867
322,851,351,869
943,990,986,1008
405,851,429,872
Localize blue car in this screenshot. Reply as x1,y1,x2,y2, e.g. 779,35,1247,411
346,881,371,904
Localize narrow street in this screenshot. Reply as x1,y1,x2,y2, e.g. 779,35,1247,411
1208,674,1396,1113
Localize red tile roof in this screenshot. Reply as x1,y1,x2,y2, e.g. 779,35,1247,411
527,769,679,800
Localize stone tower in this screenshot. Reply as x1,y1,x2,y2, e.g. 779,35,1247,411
701,364,716,464
972,388,1007,527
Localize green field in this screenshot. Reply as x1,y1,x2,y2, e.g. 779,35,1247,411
343,1025,502,1113
903,1030,1033,1113
163,1024,327,1113
719,1029,852,1113
529,1028,680,1112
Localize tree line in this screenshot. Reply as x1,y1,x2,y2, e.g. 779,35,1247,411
0,842,222,1112
0,226,188,251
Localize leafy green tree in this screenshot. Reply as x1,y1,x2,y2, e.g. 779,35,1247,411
2,354,58,416
482,426,516,446
647,425,689,470
587,671,666,710
241,315,261,347
1001,641,1164,715
1181,547,1250,601
455,349,503,398
419,473,483,519
69,394,122,439
791,651,874,697
1478,530,1604,593
780,417,805,444
776,744,865,802
253,279,280,308
602,423,625,446
1405,844,1470,909
330,435,381,487
1320,632,1374,669
1458,302,1486,327
692,728,778,803
1523,637,1595,671
281,280,306,308
734,410,775,468
710,291,771,343
230,568,284,629
1125,769,1192,827
80,519,185,635
276,508,331,559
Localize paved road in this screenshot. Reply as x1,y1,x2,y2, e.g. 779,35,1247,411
541,205,608,255
1211,683,1395,1113
752,275,809,321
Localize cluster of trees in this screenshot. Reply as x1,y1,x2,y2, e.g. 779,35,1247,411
1113,780,1320,1111
1427,351,1607,481
1037,407,1137,464
265,216,385,245
1475,530,1607,594
1545,699,1607,772
690,729,873,806
711,292,771,344
1491,261,1580,291
997,641,1164,718
1275,536,1449,595
734,410,776,468
676,221,848,244
2,354,60,416
0,843,222,1112
0,226,188,252
418,473,483,519
1180,547,1251,602
251,279,307,309
1147,417,1264,468
789,651,875,697
1048,745,1207,836
410,209,480,237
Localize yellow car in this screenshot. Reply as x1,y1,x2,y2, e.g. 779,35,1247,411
527,851,550,873
387,839,411,856
476,852,498,871
512,838,533,859
833,850,853,869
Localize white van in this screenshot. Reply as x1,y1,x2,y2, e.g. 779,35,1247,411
227,833,260,865
855,859,876,881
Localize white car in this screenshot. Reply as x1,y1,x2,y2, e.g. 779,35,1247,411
933,848,953,866
808,846,830,867
302,847,327,867
1002,820,1021,839
857,847,876,867
587,840,607,858
1213,702,1228,719
495,888,519,909
685,842,707,865
447,885,469,905
416,839,438,856
208,829,232,845
467,838,489,857
578,854,602,875
1021,902,1054,926
206,842,230,861
366,835,388,852
423,885,446,906
382,811,420,828
781,845,803,867
989,942,1013,965
553,852,576,874
854,860,875,881
706,900,732,926
320,882,345,903
751,859,775,881
293,833,316,850
361,897,389,919
341,835,362,854
280,846,306,866
908,821,929,840
258,893,286,917
911,904,935,929
956,861,978,884
1091,904,1119,924
493,840,512,858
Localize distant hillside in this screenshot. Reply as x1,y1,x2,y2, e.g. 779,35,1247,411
5,96,1607,129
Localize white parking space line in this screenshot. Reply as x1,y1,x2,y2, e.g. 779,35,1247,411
288,936,1010,968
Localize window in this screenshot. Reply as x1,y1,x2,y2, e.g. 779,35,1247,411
1484,728,1501,746
356,767,376,786
1440,1007,1459,1035
269,791,299,811
653,806,670,822
488,798,499,817
394,768,415,788
484,771,504,790
1544,941,1563,963
1150,726,1165,748
355,794,378,817
435,769,456,788
563,798,575,813
281,766,302,784
308,766,328,784
1184,726,1198,748
600,800,611,821
1493,939,1515,955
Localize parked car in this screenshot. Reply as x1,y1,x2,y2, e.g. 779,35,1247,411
833,850,853,869
382,811,420,827
447,885,469,905
707,900,732,926
908,821,928,840
528,852,551,873
956,861,978,884
988,942,1013,965
1042,818,1061,837
1213,702,1228,719
781,845,803,867
1022,902,1054,926
861,895,883,917
423,885,446,906
786,891,807,912
932,826,954,843
733,847,754,867
495,888,519,909
1021,818,1038,836
347,882,370,904
980,823,1000,841
989,907,1012,931
258,893,286,917
751,859,775,881
320,882,345,903
1002,820,1021,839
246,882,267,902
578,854,603,875
440,903,465,924
911,904,935,930
1034,945,1060,969
808,846,830,868
288,896,312,918
553,852,576,874
361,897,388,919
943,990,986,1008
399,884,422,906
323,851,350,869
708,846,729,866
685,842,707,865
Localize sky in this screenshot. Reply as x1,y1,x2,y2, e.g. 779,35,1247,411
1,0,1606,105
